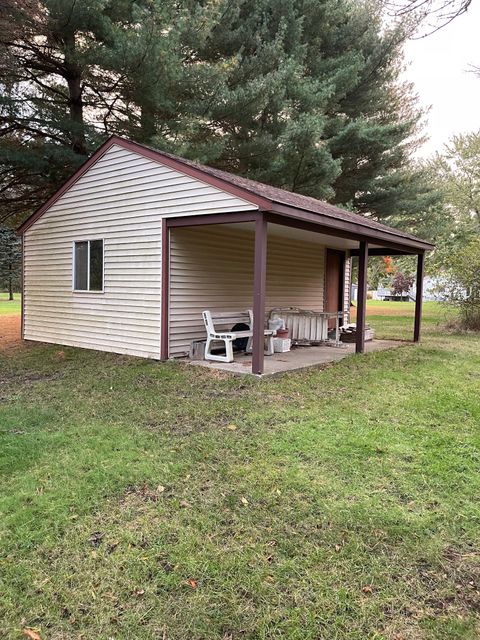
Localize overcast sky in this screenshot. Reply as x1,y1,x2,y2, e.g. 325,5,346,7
402,0,480,158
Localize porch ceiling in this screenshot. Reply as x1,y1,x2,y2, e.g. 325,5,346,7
165,210,431,255
232,220,387,251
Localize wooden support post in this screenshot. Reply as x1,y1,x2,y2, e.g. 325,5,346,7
356,240,368,354
160,222,170,360
414,252,425,342
21,235,25,340
252,215,268,375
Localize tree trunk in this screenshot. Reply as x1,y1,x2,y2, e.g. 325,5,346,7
140,103,157,143
8,264,13,300
64,33,87,156
66,72,86,155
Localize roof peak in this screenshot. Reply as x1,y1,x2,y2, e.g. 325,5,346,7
18,135,434,252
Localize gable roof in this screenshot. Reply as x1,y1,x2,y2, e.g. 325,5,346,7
18,135,434,251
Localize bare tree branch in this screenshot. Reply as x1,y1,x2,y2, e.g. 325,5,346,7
382,0,472,37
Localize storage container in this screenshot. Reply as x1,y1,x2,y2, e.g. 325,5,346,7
273,338,291,353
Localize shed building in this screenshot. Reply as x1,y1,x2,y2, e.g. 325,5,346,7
18,136,433,374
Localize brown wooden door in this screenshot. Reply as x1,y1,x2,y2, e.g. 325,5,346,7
325,249,345,329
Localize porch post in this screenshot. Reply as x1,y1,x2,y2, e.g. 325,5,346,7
414,252,425,342
160,221,170,360
356,240,368,354
252,215,268,375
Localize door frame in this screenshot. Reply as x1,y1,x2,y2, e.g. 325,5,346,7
325,248,346,327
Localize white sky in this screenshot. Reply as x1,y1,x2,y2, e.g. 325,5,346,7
402,0,480,158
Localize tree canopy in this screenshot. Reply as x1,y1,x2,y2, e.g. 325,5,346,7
418,131,480,270
0,0,436,228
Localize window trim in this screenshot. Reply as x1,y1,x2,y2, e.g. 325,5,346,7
72,239,105,293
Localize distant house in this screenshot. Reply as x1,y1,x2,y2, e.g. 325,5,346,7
375,286,413,302
373,277,444,302
18,136,433,374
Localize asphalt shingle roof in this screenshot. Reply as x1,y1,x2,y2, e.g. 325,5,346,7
155,147,429,246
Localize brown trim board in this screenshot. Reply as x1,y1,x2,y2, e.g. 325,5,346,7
350,248,422,257
252,216,268,375
165,211,260,229
325,248,346,325
266,209,432,253
166,210,431,253
160,222,170,360
18,135,434,257
108,138,272,211
356,241,369,354
18,136,270,235
21,235,25,340
414,253,425,342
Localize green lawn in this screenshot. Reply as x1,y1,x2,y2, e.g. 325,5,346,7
0,292,21,315
1,303,479,639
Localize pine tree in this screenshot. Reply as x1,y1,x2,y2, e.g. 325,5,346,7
0,0,438,229
0,0,181,225
169,0,438,220
0,0,106,225
0,225,22,299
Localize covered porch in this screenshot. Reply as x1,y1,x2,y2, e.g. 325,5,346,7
161,207,431,376
190,338,403,376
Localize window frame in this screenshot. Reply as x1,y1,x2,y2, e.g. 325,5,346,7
72,239,105,293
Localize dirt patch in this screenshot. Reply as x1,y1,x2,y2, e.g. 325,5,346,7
0,314,22,353
121,484,166,504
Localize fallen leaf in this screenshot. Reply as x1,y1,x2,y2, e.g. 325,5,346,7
227,424,237,430
240,497,249,505
186,578,197,589
23,629,41,640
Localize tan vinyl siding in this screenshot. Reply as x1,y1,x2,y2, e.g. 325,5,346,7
169,225,326,357
24,144,256,359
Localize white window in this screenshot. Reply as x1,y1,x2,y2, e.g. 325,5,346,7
73,240,104,292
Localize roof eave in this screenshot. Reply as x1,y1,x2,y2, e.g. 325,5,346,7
17,136,120,235
17,135,271,235
17,134,434,255
268,203,434,253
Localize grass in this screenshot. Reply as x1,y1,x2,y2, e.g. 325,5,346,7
0,302,479,639
0,292,21,315
351,301,457,342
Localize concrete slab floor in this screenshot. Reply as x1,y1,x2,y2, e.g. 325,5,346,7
189,339,407,376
